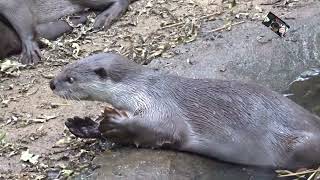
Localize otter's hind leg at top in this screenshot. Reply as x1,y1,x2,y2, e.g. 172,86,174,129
0,20,21,59
36,13,89,40
0,14,89,60
284,134,320,169
0,0,41,64
81,0,130,30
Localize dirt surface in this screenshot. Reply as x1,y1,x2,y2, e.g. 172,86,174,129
0,0,318,179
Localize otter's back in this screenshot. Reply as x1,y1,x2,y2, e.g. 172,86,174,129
166,78,320,133
31,0,83,23
160,77,320,166
161,78,318,144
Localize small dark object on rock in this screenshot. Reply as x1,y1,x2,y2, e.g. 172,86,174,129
262,12,290,37
220,67,226,72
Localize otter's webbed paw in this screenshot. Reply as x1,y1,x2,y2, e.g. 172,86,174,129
98,107,131,138
93,1,128,30
65,116,102,139
19,40,42,65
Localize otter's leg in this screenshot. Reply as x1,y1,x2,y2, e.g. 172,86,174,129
283,134,320,169
36,14,89,40
93,0,130,30
65,117,102,139
98,107,184,148
0,14,89,60
0,20,21,59
0,0,41,64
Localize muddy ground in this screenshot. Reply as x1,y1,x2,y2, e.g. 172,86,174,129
0,0,318,179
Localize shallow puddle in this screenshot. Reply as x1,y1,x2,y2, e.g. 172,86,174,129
285,68,320,117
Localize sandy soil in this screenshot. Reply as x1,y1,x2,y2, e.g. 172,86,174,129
0,0,313,179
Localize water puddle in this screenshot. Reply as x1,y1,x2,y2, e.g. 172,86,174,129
284,68,320,116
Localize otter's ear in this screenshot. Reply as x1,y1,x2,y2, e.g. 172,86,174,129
94,67,108,79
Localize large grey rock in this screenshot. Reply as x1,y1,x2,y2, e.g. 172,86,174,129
149,3,320,92
86,148,276,180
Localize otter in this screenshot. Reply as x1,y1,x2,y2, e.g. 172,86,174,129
0,14,88,60
0,0,131,64
50,53,320,169
0,20,21,59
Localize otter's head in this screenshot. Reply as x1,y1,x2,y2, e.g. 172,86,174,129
50,53,142,104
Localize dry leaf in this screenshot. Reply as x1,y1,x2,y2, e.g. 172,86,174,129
20,149,39,165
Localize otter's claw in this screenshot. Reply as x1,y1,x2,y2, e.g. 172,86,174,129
19,41,42,65
65,116,102,138
93,3,127,30
102,107,128,118
99,107,130,137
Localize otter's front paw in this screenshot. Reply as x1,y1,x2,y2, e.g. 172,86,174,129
93,13,114,30
65,116,101,138
93,5,125,30
19,41,42,65
98,107,130,137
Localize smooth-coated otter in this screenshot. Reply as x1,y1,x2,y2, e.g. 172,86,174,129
0,14,89,60
0,0,131,64
50,53,320,169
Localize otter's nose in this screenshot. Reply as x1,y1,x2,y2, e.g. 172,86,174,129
49,80,56,90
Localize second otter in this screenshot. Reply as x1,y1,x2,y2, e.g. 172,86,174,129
0,14,89,60
50,53,320,169
0,0,131,64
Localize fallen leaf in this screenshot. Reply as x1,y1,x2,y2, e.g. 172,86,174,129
55,137,72,146
0,59,26,75
0,131,5,141
61,169,74,177
29,154,40,164
30,115,58,123
35,175,46,180
20,149,39,165
20,149,33,161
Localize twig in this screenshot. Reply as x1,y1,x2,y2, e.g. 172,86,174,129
260,0,282,5
51,103,71,106
278,168,320,177
51,147,79,154
198,12,222,21
279,12,292,18
160,12,222,30
308,171,317,180
160,22,185,30
26,88,39,96
207,21,245,33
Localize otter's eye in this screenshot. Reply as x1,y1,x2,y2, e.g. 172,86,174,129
94,67,108,79
66,77,74,83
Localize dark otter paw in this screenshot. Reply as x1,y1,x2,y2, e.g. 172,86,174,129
98,107,130,136
93,5,125,30
19,41,42,65
65,116,102,139
93,14,113,30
